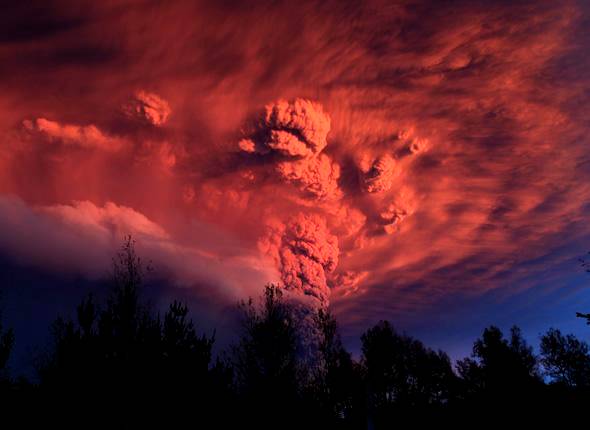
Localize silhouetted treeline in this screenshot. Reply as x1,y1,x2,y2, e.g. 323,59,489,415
1,239,590,428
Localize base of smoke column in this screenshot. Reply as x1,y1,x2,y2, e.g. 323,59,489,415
279,286,326,367
280,286,328,309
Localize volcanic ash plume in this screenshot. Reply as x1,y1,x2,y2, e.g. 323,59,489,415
239,98,342,201
239,98,331,158
276,153,341,200
359,154,397,193
258,213,339,306
124,90,171,126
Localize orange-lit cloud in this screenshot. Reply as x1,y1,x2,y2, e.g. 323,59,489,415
359,154,397,194
239,99,331,157
276,154,341,201
0,0,589,330
123,91,171,126
259,213,338,305
23,118,124,151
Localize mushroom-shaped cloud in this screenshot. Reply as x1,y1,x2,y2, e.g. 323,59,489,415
239,98,331,158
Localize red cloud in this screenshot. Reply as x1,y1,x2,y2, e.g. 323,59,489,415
239,98,331,157
123,91,171,126
359,154,397,194
259,213,338,306
0,0,588,331
276,154,341,200
23,118,123,151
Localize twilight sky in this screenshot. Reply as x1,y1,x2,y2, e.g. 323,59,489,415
1,0,590,366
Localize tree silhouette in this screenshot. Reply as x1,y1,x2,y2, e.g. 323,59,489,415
232,285,304,428
36,237,215,425
540,328,590,388
0,307,14,384
0,303,19,416
311,309,364,429
361,321,457,427
576,253,590,324
456,325,541,417
4,238,590,426
576,312,590,324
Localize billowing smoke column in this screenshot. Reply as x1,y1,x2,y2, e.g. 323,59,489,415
21,93,421,309
276,154,341,200
238,99,346,305
239,98,330,157
238,98,423,306
259,213,339,306
239,98,340,201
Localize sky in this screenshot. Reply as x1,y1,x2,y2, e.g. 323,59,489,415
1,0,590,370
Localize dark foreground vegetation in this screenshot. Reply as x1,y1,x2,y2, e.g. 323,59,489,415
1,239,590,428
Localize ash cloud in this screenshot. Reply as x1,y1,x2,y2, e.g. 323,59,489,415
239,98,330,158
359,154,397,194
276,154,341,200
259,213,338,306
123,91,171,126
377,187,417,235
23,118,123,151
239,98,342,202
0,0,589,337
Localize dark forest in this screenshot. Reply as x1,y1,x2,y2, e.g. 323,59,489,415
1,239,589,428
